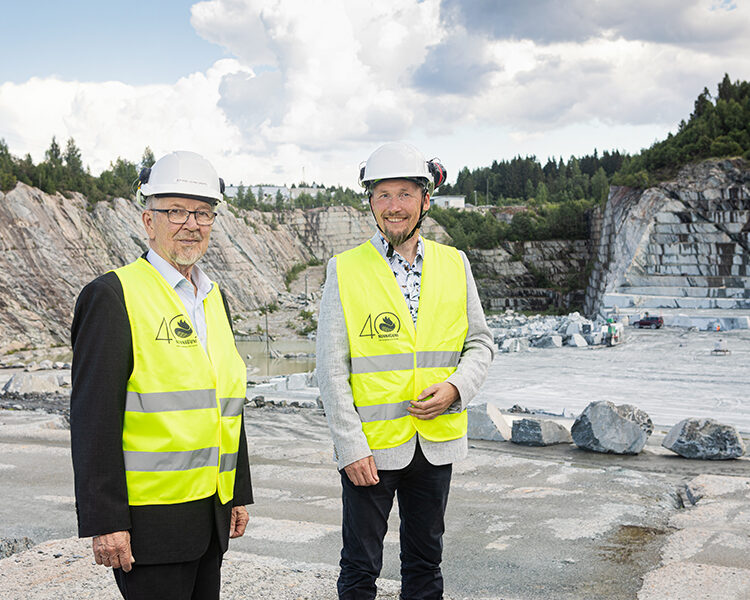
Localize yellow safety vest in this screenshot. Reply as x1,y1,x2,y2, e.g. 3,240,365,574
337,238,468,450
115,258,246,506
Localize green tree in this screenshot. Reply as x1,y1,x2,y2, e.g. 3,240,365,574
590,167,609,204
63,138,86,191
244,186,257,209
613,75,750,185
535,181,549,203
45,136,63,168
0,139,17,191
234,182,246,206
140,146,155,169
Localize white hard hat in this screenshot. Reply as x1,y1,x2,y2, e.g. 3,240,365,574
359,142,446,195
138,151,224,205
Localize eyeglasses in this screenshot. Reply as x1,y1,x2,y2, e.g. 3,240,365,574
373,191,419,203
150,208,217,226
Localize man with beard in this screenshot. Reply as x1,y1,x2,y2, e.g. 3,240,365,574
316,142,494,600
70,151,252,600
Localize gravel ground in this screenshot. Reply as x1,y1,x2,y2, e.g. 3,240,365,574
0,537,408,600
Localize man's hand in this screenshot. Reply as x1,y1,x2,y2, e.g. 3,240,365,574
343,456,379,486
408,382,460,420
230,506,249,538
92,530,135,572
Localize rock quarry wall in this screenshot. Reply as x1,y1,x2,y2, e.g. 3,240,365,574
0,185,454,353
6,158,744,353
584,159,750,316
468,240,592,312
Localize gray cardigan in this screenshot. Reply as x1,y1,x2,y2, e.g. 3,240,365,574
316,235,495,470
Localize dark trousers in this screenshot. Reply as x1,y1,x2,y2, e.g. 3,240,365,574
113,525,223,600
338,441,453,600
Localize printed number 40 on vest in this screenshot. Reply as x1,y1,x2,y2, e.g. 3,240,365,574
359,312,401,339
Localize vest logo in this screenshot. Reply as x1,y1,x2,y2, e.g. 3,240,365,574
360,312,401,340
156,314,198,347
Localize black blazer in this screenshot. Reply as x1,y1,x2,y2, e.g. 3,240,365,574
70,266,253,564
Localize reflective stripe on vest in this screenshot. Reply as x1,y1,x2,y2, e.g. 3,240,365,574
116,258,247,506
350,350,461,374
337,238,468,450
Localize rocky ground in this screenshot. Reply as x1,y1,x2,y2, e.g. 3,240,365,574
1,405,749,599
234,264,326,341
1,323,750,599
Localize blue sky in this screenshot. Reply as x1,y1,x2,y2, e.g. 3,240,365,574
1,0,748,188
0,1,224,84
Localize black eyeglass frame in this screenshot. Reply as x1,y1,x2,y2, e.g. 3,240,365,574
149,208,218,226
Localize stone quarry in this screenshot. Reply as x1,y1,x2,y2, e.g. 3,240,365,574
1,158,749,356
586,159,750,317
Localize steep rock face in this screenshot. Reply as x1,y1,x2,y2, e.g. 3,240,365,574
0,184,311,352
469,240,592,312
585,159,750,316
0,185,452,353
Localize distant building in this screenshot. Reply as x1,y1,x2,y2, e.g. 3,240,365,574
431,195,466,209
290,186,323,200
224,184,324,204
250,185,289,202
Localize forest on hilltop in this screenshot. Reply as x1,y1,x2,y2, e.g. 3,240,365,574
429,74,750,250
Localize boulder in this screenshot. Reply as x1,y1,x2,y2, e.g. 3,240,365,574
511,418,572,446
566,334,588,347
286,372,308,390
662,418,746,460
571,401,653,454
584,332,603,345
39,359,53,370
467,403,511,441
533,335,562,348
271,376,288,391
499,338,530,353
2,372,62,395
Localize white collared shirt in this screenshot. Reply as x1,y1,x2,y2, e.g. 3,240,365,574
146,249,213,350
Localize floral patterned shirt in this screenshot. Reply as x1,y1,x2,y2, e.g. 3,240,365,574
378,233,424,326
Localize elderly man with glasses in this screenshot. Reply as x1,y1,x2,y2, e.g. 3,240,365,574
70,151,253,600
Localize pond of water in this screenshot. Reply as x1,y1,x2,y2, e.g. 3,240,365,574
236,339,316,377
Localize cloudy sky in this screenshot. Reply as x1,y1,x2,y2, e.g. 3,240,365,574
1,0,748,188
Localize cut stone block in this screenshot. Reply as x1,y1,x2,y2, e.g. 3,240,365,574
566,334,588,347
533,335,562,348
500,338,530,353
2,372,62,395
286,372,308,390
511,418,572,446
467,403,511,441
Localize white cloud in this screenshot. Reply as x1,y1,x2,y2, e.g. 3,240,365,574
0,0,749,188
0,60,248,174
